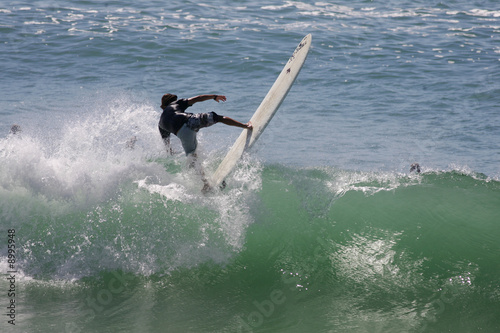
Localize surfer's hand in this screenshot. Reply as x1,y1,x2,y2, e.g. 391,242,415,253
246,121,253,130
215,95,226,103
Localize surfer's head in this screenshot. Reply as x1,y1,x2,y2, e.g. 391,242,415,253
161,94,177,109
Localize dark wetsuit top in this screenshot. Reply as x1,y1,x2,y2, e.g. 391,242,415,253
158,98,220,139
158,99,191,138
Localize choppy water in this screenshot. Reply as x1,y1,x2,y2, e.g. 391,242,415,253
1,1,500,332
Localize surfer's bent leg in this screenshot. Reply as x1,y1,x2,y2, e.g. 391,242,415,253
180,112,218,163
177,123,210,191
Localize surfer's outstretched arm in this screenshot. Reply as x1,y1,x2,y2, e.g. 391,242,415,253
185,95,251,129
187,94,226,105
219,117,253,130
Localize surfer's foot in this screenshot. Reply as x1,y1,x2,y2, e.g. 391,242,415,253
201,183,212,194
202,180,226,194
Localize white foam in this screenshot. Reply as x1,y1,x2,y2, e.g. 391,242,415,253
325,169,410,198
135,178,194,202
0,96,167,209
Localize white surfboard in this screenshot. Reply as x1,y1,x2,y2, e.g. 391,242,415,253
208,34,312,189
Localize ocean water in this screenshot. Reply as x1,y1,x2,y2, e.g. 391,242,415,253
1,1,500,332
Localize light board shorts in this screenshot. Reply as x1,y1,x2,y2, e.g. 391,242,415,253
176,124,198,155
176,112,218,155
186,112,217,131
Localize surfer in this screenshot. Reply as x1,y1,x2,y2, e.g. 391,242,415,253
159,94,252,192
159,94,252,156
